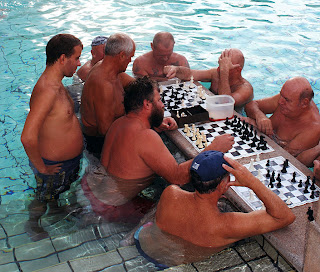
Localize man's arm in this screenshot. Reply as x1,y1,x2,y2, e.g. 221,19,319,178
132,57,149,78
119,72,135,87
139,132,234,185
221,156,295,242
314,160,320,181
244,94,280,135
294,140,320,167
164,65,214,82
21,86,62,174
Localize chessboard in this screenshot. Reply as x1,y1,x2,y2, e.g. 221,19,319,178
231,156,320,210
178,116,274,159
160,79,207,117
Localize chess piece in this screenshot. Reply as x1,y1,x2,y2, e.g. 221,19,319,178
184,123,189,133
310,190,315,199
176,110,180,118
249,190,255,201
266,159,270,167
266,169,270,178
186,127,191,137
249,159,255,171
257,169,263,180
198,135,204,149
256,153,260,162
305,176,311,186
291,172,296,183
310,176,316,190
307,207,314,221
286,196,292,205
298,180,303,187
304,183,309,194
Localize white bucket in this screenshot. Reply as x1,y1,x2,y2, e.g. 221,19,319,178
205,95,235,121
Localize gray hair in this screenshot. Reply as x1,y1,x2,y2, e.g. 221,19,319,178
105,33,134,56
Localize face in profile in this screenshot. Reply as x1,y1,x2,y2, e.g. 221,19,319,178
149,89,164,127
65,45,82,77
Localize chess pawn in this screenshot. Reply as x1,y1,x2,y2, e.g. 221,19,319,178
186,127,191,137
248,159,255,171
257,169,263,180
191,124,196,130
198,135,204,148
184,124,189,133
286,196,292,205
192,130,196,141
201,132,206,143
196,133,200,146
176,110,180,118
181,99,185,107
256,153,260,162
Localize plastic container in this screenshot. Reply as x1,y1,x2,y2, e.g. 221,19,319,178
205,95,235,121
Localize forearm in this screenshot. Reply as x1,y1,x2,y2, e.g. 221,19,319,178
176,66,192,80
217,70,232,95
245,101,266,120
296,144,320,167
21,140,47,173
249,178,292,220
165,160,192,185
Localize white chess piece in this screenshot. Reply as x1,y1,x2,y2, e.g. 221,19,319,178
286,196,292,205
181,99,185,107
186,127,191,137
198,135,204,148
176,111,180,118
159,85,163,94
257,169,263,180
256,153,260,162
184,124,189,133
249,190,255,201
249,159,255,171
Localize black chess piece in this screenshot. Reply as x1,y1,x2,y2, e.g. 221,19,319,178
305,176,311,186
298,179,303,187
276,179,282,188
291,172,296,183
304,183,309,194
266,169,270,178
225,117,230,125
281,161,288,173
276,173,281,182
310,190,315,199
307,207,314,221
310,176,316,190
266,159,270,167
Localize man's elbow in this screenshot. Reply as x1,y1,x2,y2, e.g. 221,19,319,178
281,210,296,227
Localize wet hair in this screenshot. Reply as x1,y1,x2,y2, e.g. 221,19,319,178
46,34,83,66
105,33,134,56
124,76,157,114
299,88,314,102
153,32,175,49
190,170,228,194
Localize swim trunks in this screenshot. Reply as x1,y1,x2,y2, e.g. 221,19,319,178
83,133,104,159
134,222,169,270
81,176,154,224
29,154,82,202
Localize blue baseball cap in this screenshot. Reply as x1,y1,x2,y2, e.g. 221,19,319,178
91,36,108,47
190,150,230,181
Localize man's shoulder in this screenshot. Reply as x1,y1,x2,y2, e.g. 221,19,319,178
133,51,152,64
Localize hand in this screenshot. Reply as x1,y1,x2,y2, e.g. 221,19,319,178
208,134,234,153
218,49,240,73
164,65,177,79
40,163,62,175
314,160,320,180
156,117,178,131
256,116,273,136
222,155,257,188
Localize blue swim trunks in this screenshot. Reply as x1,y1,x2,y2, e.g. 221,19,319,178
134,222,169,270
29,154,82,202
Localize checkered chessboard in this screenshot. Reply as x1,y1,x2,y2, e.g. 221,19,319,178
231,156,320,210
178,119,274,159
160,80,206,117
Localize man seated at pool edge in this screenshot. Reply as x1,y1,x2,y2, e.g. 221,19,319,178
244,76,320,168
163,48,253,109
133,31,190,81
134,151,295,269
81,77,234,224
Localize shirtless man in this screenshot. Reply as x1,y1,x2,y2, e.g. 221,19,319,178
134,151,295,268
80,33,136,157
245,77,320,167
314,159,320,181
164,48,253,109
81,77,234,224
133,32,189,81
21,34,84,241
77,35,108,82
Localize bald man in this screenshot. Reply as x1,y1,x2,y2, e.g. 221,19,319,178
133,32,189,81
244,77,320,167
164,48,253,109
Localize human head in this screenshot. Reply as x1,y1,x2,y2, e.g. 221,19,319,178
190,151,230,194
104,33,135,57
229,48,245,69
151,32,175,65
124,77,164,127
91,36,108,64
278,77,314,117
46,34,83,66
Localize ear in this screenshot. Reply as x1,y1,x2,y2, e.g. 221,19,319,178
300,98,309,108
143,99,152,110
59,54,66,64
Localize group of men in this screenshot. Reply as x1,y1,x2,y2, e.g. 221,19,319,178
20,30,319,266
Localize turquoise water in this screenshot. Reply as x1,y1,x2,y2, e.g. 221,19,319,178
0,0,319,203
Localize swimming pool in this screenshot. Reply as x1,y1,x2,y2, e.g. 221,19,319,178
0,0,318,270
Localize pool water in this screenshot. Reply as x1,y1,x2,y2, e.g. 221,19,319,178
0,0,318,270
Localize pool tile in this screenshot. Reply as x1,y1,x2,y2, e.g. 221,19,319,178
33,262,72,272
69,251,122,271
223,264,252,272
100,264,126,271
193,248,244,271
19,254,60,272
102,233,125,251
0,262,20,272
118,246,139,261
57,240,106,263
0,249,14,265
235,241,266,261
262,240,279,262
9,232,32,248
52,227,96,251
124,255,158,271
248,256,280,272
15,239,54,261
163,264,197,271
